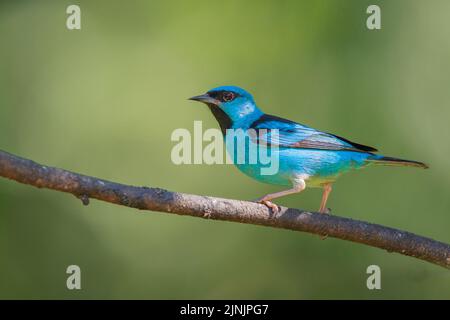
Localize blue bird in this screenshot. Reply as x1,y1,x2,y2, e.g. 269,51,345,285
189,86,428,213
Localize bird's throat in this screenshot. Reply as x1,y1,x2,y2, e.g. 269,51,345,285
207,104,232,136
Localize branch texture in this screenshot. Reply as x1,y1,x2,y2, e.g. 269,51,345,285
0,150,449,269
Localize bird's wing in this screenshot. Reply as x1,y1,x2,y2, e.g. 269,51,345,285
249,114,377,152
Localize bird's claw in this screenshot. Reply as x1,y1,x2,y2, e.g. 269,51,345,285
255,199,280,214
318,208,331,239
203,211,212,219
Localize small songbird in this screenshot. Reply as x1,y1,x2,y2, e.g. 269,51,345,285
189,86,428,213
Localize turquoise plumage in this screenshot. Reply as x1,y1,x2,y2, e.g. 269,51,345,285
190,86,428,213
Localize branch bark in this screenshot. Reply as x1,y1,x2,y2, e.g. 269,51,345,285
0,149,449,269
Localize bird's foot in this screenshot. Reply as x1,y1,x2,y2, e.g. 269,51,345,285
318,208,331,239
261,200,280,214
319,207,332,215
203,209,212,219
255,198,280,214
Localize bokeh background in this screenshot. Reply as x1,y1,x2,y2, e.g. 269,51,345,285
1,0,449,299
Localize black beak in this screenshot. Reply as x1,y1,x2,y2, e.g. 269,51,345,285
188,94,219,105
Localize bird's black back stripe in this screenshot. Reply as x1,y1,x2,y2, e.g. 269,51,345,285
249,113,296,129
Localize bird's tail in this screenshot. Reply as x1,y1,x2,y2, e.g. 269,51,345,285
366,155,429,169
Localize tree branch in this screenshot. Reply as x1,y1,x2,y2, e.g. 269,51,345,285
0,149,449,269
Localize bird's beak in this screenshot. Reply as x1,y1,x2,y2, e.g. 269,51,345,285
188,94,219,105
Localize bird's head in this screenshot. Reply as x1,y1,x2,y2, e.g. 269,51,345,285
189,86,262,133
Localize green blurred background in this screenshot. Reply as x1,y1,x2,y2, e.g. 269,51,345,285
1,0,449,299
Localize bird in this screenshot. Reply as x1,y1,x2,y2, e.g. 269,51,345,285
189,85,428,214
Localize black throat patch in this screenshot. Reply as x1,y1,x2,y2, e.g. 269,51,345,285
207,104,232,136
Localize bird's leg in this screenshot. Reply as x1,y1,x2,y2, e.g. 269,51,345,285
255,179,306,214
319,183,333,214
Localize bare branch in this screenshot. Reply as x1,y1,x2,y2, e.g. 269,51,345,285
0,149,449,269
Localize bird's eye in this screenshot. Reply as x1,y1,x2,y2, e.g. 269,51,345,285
222,92,235,102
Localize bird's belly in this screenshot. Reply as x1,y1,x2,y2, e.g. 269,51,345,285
231,146,369,188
